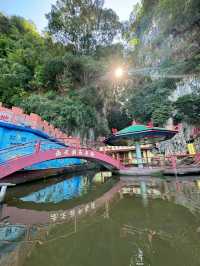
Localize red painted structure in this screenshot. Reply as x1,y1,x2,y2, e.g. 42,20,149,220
0,144,126,180
0,102,80,146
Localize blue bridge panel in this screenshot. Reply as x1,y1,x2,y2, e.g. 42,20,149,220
0,121,81,170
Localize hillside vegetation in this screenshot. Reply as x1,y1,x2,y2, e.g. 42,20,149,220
124,0,200,126
0,0,199,139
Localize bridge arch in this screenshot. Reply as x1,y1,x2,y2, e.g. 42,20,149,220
0,147,125,179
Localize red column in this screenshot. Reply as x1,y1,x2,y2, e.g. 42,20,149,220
35,141,41,153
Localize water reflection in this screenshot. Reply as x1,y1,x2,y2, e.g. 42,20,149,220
22,176,200,266
0,171,115,266
5,171,113,207
0,224,25,242
121,176,200,213
20,176,91,204
0,223,26,254
2,175,200,266
0,203,26,260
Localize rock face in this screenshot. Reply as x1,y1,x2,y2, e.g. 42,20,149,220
159,123,189,155
169,77,200,102
131,0,200,155
160,77,200,155
136,10,199,73
159,121,200,155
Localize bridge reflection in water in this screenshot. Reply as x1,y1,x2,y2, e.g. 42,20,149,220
0,171,116,266
2,175,200,266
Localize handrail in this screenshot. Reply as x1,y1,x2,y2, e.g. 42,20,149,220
0,137,73,156
0,138,199,170
0,141,105,167
0,146,124,179
0,138,103,157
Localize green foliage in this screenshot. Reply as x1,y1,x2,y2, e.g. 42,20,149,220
152,105,173,126
174,94,200,125
0,12,122,138
126,79,175,126
79,86,103,110
125,0,200,74
157,0,200,33
0,58,30,105
128,0,199,38
0,13,11,34
95,43,124,59
46,0,121,54
62,53,105,87
0,14,48,105
42,57,67,89
123,0,200,128
1,0,198,140
19,92,109,137
107,103,131,130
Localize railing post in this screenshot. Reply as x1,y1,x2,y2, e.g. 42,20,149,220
195,153,200,164
0,183,15,203
35,140,41,154
170,155,178,179
0,185,7,203
170,155,177,170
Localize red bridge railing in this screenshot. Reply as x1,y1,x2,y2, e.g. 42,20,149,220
0,139,126,179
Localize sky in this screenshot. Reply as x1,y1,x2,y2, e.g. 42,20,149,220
0,0,140,32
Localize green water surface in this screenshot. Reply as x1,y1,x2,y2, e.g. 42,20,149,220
2,173,200,266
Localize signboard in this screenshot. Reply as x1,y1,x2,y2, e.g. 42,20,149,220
55,149,95,158
0,111,30,127
0,112,13,122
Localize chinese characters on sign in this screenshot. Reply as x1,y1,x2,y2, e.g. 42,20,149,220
0,112,28,125
55,149,95,158
0,114,9,121
49,202,96,222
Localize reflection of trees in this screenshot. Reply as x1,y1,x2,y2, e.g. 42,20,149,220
162,180,200,214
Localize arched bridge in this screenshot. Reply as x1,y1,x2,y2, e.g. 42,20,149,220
0,142,125,180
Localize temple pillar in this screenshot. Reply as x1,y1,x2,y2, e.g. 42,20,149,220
135,142,143,168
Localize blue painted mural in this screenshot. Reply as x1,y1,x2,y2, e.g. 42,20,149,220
20,176,90,203
0,121,81,170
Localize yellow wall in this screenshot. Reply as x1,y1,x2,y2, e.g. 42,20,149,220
187,143,196,155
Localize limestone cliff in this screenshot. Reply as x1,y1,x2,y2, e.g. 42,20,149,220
127,0,200,154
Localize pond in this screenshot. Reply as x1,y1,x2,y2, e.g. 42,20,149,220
1,172,200,266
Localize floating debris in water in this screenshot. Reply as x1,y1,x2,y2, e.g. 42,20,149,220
135,248,144,266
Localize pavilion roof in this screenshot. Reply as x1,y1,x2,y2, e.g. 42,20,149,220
105,124,178,146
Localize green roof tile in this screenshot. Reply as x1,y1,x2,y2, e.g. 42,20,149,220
116,124,165,135
104,124,178,146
